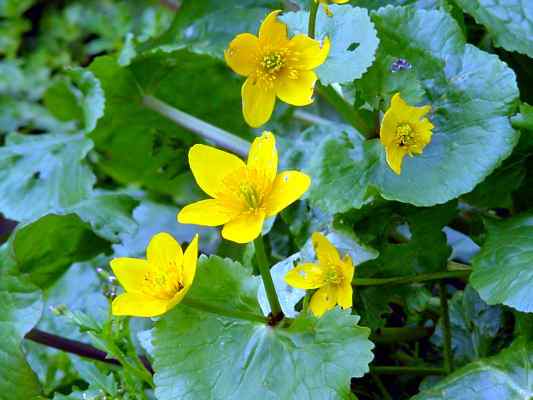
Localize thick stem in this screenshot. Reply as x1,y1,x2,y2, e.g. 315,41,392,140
308,0,319,38
353,270,470,287
317,83,375,137
371,366,446,376
183,298,267,324
254,236,283,321
142,95,250,157
439,281,454,373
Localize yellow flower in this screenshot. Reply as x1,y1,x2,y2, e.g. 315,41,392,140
224,10,330,128
380,92,434,175
178,131,310,244
110,233,199,317
285,232,355,317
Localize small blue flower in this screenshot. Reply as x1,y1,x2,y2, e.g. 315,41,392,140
391,59,412,72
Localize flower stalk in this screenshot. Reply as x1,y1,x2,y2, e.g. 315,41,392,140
308,0,319,38
254,235,283,322
142,95,250,157
353,269,470,286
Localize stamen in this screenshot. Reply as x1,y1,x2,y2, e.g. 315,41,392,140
396,123,415,147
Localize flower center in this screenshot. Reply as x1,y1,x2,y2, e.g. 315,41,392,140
396,123,415,147
143,261,183,299
324,265,342,285
239,184,262,209
261,52,284,73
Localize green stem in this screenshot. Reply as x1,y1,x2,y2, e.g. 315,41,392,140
254,236,283,319
308,0,319,38
371,374,392,400
371,366,446,376
182,298,267,323
439,281,454,373
142,95,250,157
104,334,154,388
317,83,375,137
353,270,470,287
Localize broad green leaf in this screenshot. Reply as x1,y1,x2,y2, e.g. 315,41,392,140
471,214,533,312
89,49,250,196
432,285,504,367
282,5,379,84
11,214,109,288
0,274,43,400
0,18,30,58
368,6,519,206
290,7,519,209
0,132,95,221
68,193,138,242
455,0,533,58
413,337,533,399
161,7,267,59
0,0,35,17
152,255,374,400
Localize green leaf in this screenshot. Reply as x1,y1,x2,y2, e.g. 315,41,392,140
0,132,95,221
0,18,30,58
11,214,110,288
282,5,380,84
471,213,533,312
0,274,43,400
68,193,138,242
152,255,374,399
413,337,533,399
455,0,533,58
0,0,35,17
89,49,250,196
368,6,519,206
292,7,519,209
432,285,504,367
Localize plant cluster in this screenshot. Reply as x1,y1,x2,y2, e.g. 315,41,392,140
1,0,533,399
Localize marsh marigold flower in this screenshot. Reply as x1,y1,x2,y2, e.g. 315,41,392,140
178,132,310,244
285,232,355,317
110,233,199,317
380,92,434,175
225,10,330,128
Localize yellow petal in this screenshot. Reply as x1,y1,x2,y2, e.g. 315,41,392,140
182,234,199,288
110,258,152,293
263,171,311,216
111,293,168,317
189,144,246,198
332,0,350,3
411,118,434,154
247,131,278,184
312,232,341,266
242,77,276,128
288,34,330,70
221,211,265,243
147,232,183,271
177,199,238,227
258,10,288,47
224,33,260,77
385,144,407,175
341,254,355,283
276,70,317,106
380,94,402,147
336,281,353,309
309,285,337,317
284,262,325,289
